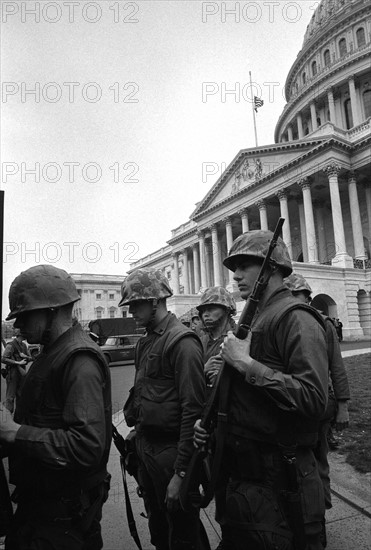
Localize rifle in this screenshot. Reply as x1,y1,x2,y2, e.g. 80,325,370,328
179,217,285,512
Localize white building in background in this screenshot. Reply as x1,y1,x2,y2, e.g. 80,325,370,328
130,0,371,340
71,273,127,327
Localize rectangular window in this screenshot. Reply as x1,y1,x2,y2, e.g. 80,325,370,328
96,293,102,300
109,310,115,318
96,310,102,319
109,293,115,300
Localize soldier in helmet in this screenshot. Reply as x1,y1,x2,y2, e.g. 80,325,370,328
194,230,329,550
284,272,350,545
120,268,206,550
196,287,236,388
0,265,112,550
196,287,236,549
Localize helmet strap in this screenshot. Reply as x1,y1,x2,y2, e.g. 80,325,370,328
41,308,57,346
146,299,158,331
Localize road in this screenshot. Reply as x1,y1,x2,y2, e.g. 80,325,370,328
110,363,136,415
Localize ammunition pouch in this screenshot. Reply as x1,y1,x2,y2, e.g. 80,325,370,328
226,481,293,550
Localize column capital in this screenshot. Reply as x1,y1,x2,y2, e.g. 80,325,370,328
298,177,312,190
209,223,217,232
325,163,341,177
222,216,232,227
171,252,178,260
347,170,357,183
276,189,288,201
238,208,248,217
256,199,266,210
180,247,189,256
196,229,205,239
192,241,199,250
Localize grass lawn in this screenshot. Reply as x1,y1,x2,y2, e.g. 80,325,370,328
335,353,371,474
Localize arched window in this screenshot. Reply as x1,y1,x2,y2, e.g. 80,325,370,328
339,38,347,57
324,49,330,67
302,72,306,85
312,60,317,76
344,98,353,129
356,27,366,48
363,89,371,118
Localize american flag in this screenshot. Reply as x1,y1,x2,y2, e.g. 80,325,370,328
254,96,264,112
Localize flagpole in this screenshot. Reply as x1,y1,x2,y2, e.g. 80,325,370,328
249,71,258,147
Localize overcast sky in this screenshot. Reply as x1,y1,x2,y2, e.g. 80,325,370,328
1,0,320,317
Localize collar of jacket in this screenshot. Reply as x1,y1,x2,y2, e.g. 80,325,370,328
146,311,174,336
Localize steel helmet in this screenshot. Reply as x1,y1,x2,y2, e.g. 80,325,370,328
284,273,312,295
197,286,237,316
7,265,80,321
118,268,173,306
223,230,292,276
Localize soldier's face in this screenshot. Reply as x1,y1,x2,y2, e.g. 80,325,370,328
233,260,262,300
200,306,227,329
14,309,49,344
128,301,153,327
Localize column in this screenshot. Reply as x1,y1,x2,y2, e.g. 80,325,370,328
298,178,319,263
197,231,208,291
314,201,327,263
297,112,304,139
327,88,336,124
171,252,180,294
364,184,371,253
182,249,190,294
348,172,366,259
297,198,308,262
256,200,268,230
239,208,249,233
348,76,361,127
223,217,234,286
192,243,201,292
276,189,293,259
310,102,317,132
287,125,293,142
324,163,353,267
205,239,212,287
210,224,223,286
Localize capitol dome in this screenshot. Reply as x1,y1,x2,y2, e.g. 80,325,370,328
275,0,370,141
302,0,360,47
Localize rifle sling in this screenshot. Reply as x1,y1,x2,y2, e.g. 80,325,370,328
200,365,231,508
119,457,143,550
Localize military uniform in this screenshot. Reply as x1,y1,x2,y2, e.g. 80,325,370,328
120,269,206,550
219,231,328,550
2,265,112,550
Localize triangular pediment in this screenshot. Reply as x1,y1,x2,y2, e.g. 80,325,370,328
192,138,327,217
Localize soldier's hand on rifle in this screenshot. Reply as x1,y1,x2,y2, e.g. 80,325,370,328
193,419,209,448
204,355,223,383
165,474,182,512
0,403,21,444
220,331,253,375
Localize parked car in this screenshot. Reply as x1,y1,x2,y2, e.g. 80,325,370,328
100,334,142,366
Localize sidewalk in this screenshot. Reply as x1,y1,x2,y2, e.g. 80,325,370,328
104,345,371,550
104,409,371,550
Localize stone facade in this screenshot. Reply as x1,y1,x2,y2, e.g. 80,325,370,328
130,0,371,340
71,273,127,327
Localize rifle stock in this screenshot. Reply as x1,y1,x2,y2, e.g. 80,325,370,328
179,218,285,511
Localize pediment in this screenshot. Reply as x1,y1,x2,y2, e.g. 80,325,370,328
192,139,326,217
